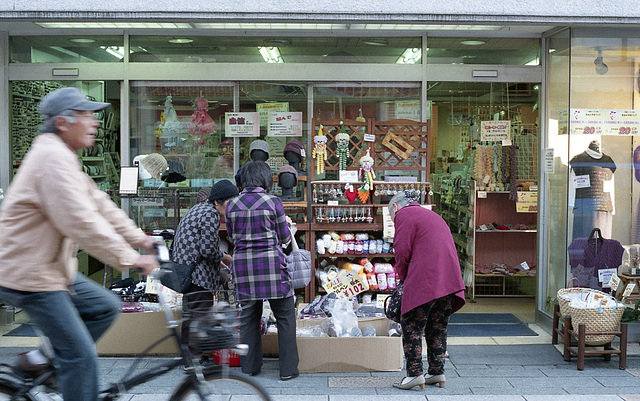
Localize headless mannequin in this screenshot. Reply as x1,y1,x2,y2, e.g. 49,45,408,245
251,149,269,162
279,172,298,200
284,151,303,173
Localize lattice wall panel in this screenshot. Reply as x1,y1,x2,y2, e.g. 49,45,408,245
372,119,430,176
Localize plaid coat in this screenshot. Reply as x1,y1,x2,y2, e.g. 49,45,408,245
171,201,224,291
226,187,292,301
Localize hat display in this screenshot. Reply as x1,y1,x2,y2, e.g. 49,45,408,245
208,179,240,203
283,139,305,158
161,159,186,183
39,87,110,118
277,165,299,186
249,140,270,160
139,153,168,181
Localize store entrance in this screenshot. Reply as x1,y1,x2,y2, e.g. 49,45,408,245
429,81,540,334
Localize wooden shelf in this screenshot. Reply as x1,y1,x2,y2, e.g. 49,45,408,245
310,223,383,231
476,229,537,233
316,253,394,258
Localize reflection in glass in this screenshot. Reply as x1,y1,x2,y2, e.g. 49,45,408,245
10,36,125,63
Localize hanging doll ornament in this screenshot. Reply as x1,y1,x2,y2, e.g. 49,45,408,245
312,125,328,175
188,96,218,145
161,95,181,136
358,148,376,203
335,120,350,171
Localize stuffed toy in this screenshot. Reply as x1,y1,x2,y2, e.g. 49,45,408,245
189,96,217,144
312,125,328,174
358,148,375,203
335,120,350,171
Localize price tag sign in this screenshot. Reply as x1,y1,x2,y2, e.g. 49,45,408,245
478,191,487,198
609,273,620,291
327,200,339,206
377,294,390,309
145,275,161,294
599,268,618,288
323,271,368,299
364,134,376,142
519,261,530,271
623,283,636,298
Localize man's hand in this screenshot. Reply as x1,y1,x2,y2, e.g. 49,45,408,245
134,254,159,275
221,253,233,267
139,236,158,252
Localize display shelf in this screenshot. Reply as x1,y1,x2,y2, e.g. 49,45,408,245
310,223,383,231
317,253,394,259
476,229,537,233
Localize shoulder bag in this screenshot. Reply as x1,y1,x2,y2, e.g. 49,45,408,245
159,255,202,294
287,228,312,289
384,281,404,323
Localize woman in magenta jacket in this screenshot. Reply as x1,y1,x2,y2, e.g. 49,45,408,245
388,191,466,390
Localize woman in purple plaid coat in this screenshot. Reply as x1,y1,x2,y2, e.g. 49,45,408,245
226,161,299,381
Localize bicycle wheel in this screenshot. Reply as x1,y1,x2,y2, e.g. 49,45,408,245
0,381,37,401
170,368,271,401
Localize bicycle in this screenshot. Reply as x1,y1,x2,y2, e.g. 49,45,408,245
0,241,271,401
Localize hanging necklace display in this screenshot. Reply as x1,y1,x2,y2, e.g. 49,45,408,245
335,120,350,171
349,207,354,222
366,207,373,223
312,125,328,175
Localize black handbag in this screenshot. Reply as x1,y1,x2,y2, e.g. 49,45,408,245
384,281,404,323
159,261,196,293
286,228,312,289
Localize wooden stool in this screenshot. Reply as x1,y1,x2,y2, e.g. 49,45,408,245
616,273,640,302
561,315,627,370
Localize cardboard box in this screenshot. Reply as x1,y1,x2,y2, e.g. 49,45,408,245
97,311,181,356
262,316,403,373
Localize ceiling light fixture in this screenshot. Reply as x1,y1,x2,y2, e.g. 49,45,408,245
594,49,608,75
168,38,194,44
460,40,485,46
362,39,388,46
396,48,422,64
101,46,124,60
258,46,283,63
69,38,95,43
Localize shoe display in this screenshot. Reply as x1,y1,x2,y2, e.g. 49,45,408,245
392,375,425,390
280,372,299,381
424,373,446,388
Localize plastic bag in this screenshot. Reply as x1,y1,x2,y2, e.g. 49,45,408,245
327,298,358,337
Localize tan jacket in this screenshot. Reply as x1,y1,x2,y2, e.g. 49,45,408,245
0,133,147,292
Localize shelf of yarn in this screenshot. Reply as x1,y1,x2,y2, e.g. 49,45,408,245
317,253,393,259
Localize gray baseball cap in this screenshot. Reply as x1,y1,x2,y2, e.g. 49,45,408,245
39,87,110,118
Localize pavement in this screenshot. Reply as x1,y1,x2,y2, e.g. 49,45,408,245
1,342,640,401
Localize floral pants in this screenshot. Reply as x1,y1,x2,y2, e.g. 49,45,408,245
400,293,456,377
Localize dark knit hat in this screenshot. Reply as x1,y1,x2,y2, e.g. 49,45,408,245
208,179,239,203
283,139,305,157
277,165,299,186
249,140,270,160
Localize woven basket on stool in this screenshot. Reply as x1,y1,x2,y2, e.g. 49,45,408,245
567,296,624,346
557,287,608,318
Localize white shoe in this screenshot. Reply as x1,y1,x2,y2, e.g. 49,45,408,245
424,373,446,388
393,375,425,390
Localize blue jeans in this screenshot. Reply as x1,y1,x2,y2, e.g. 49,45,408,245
0,274,121,401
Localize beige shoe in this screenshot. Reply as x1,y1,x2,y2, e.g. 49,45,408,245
424,373,446,388
393,375,425,390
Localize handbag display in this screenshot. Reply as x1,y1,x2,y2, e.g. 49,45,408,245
287,228,312,289
384,281,404,323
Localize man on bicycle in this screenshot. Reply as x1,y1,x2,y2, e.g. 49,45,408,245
0,87,159,401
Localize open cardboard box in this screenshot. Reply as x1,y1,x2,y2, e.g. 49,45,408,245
262,316,403,373
97,311,181,356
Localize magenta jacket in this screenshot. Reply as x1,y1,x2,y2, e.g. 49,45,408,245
393,203,466,315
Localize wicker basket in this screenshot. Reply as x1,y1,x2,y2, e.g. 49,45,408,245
557,284,608,318
567,296,625,346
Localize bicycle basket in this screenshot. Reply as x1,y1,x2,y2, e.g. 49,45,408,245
184,291,241,353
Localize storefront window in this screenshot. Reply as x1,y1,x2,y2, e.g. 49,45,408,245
565,28,640,296
130,36,421,64
10,36,125,63
426,37,540,65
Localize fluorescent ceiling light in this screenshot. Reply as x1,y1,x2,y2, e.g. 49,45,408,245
168,38,193,44
396,48,422,64
50,46,79,57
36,22,192,29
101,45,124,59
194,23,502,31
460,40,485,46
525,58,539,65
69,38,95,43
258,46,283,63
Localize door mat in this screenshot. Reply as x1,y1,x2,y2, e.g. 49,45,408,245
448,313,537,337
3,324,37,337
